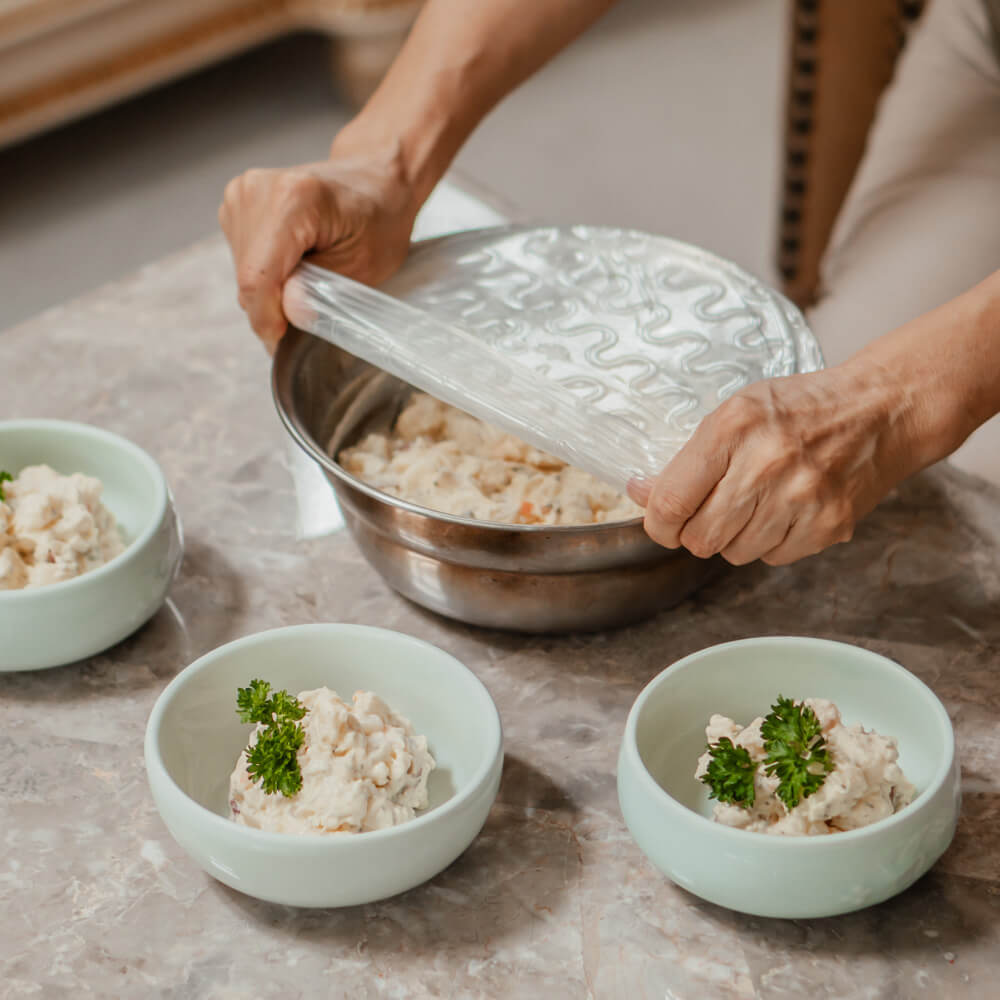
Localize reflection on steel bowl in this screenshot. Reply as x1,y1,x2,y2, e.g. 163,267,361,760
272,330,721,634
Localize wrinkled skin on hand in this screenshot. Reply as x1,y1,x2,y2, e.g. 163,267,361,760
218,153,416,353
631,365,923,566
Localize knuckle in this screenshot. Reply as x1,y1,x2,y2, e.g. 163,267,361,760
228,168,264,200
221,167,271,214
687,540,717,560
784,468,824,508
748,433,801,484
236,264,262,298
818,502,854,543
715,391,767,435
650,486,695,526
281,170,323,204
288,218,319,250
834,518,855,544
643,515,681,550
761,545,799,567
679,522,717,559
721,546,754,567
222,175,241,204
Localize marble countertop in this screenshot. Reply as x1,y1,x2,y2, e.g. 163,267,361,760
2,186,1000,999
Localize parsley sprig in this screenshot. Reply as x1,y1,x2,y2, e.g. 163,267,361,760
702,737,757,807
236,679,307,797
700,696,835,812
0,470,12,502
761,696,834,809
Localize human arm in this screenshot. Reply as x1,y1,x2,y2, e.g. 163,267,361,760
219,0,619,350
633,269,1000,565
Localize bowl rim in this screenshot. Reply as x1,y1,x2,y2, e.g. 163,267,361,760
0,418,171,602
620,635,956,846
271,220,824,537
271,328,645,536
144,622,504,849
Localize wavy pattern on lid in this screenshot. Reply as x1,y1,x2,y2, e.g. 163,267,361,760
283,225,823,491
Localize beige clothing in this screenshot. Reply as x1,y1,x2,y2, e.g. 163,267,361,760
808,0,1000,487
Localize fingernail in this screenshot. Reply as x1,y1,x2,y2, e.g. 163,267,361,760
627,477,653,506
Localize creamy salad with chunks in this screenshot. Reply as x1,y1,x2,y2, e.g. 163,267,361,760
230,682,435,836
339,392,641,526
0,465,125,590
696,697,915,836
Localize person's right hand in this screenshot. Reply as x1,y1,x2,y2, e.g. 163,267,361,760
219,152,418,352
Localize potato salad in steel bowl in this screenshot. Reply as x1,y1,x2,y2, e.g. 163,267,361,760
274,225,822,633
274,335,717,633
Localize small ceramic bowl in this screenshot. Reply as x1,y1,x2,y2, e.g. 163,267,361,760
0,419,183,671
144,623,504,908
617,636,960,919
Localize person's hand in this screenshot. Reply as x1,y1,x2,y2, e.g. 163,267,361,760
219,151,418,352
631,269,1000,566
631,365,926,566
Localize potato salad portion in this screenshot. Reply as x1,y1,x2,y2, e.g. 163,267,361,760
339,392,641,526
230,681,435,836
0,464,125,590
696,697,915,836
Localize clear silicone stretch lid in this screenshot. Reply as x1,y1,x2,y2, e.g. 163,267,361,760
282,225,823,493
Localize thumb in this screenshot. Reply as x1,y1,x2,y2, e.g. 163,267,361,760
643,427,732,549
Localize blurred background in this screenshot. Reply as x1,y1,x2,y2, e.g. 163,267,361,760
0,0,784,329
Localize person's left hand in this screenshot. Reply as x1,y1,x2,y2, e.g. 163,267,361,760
630,365,924,566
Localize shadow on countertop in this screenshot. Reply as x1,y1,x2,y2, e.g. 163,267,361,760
0,537,246,701
214,754,581,950
691,866,1000,995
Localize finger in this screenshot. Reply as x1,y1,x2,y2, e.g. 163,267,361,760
643,427,732,549
309,234,397,287
218,176,238,236
720,504,796,566
309,242,370,282
238,279,284,348
626,476,653,507
759,520,819,566
237,222,314,347
760,507,854,566
678,479,758,559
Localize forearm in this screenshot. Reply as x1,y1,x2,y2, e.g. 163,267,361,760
330,0,618,207
838,269,1000,471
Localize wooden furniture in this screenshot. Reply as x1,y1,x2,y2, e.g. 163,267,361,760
0,0,419,149
778,0,929,307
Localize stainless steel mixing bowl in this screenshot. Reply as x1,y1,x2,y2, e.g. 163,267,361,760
273,329,719,634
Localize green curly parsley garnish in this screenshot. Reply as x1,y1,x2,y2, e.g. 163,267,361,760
236,679,307,797
700,696,835,812
0,470,12,502
702,737,757,807
760,695,834,810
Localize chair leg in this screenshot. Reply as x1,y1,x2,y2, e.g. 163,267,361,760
777,0,928,309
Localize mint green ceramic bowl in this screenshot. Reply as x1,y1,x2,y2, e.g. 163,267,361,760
144,624,504,908
0,419,182,671
617,637,960,919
